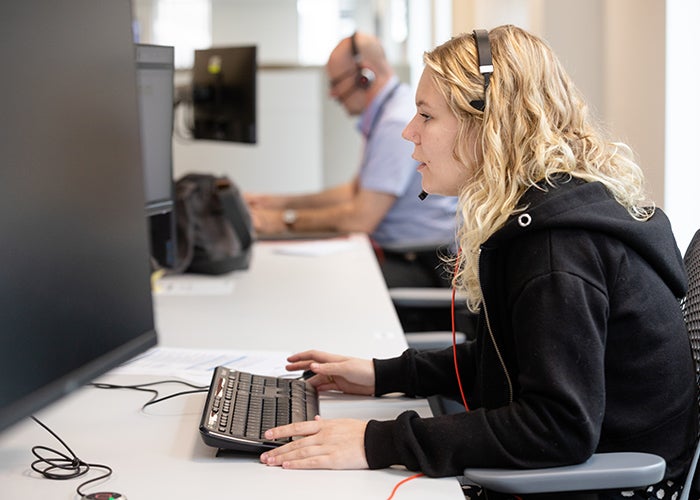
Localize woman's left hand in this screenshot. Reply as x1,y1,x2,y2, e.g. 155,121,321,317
260,416,368,470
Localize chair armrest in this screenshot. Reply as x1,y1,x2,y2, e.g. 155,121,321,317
389,287,459,307
405,331,465,350
380,241,451,253
462,452,665,494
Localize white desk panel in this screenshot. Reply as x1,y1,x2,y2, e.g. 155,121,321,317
153,234,408,359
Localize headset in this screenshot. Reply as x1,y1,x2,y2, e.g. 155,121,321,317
469,29,493,112
350,32,375,90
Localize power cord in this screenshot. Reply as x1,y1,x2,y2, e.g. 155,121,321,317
30,380,208,498
89,379,208,411
30,416,114,498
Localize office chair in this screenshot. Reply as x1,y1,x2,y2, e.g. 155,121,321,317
461,228,700,498
390,287,470,349
381,241,474,350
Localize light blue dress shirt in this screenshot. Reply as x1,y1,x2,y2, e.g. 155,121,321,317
357,76,457,248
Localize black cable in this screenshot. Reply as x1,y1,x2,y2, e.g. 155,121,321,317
30,380,207,498
30,416,113,498
88,379,208,410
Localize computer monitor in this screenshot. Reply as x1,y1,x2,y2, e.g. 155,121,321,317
136,44,175,216
0,0,157,433
191,46,257,144
136,43,178,268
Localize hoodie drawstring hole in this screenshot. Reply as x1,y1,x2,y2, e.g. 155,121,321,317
518,214,532,227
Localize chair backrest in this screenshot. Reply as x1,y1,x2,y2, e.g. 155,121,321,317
680,229,700,499
681,230,700,413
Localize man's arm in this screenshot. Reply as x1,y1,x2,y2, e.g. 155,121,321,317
250,186,396,235
245,179,357,211
294,188,396,233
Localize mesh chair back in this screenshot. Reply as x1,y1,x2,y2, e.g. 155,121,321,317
680,230,700,499
682,230,700,408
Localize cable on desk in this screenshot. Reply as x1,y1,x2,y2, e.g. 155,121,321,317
386,472,425,500
28,382,208,498
89,379,208,410
30,416,114,498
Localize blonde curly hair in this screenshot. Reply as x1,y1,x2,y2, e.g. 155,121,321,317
424,25,652,311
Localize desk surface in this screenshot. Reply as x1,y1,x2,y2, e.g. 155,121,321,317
0,235,463,499
154,235,407,358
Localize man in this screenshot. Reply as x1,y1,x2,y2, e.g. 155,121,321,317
246,32,457,290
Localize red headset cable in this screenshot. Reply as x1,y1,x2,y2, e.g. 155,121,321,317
386,251,470,500
452,248,470,411
451,252,522,500
387,251,527,500
386,472,426,500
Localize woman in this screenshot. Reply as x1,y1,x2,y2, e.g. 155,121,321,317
259,25,697,499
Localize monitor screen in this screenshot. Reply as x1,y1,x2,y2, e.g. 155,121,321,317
192,46,257,144
136,44,175,216
136,44,178,268
0,0,157,433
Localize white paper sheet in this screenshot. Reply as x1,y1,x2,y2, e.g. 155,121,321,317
272,239,358,257
153,275,236,296
111,346,298,385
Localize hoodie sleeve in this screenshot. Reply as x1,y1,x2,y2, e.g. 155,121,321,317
364,270,609,477
373,340,478,400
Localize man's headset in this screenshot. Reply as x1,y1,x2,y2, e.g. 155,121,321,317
419,29,493,201
350,32,375,89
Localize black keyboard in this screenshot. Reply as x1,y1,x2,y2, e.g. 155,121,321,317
199,366,319,453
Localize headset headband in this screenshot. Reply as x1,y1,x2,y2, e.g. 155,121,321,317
350,32,360,62
349,32,374,89
470,29,493,112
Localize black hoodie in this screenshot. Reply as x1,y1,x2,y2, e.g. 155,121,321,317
365,177,697,483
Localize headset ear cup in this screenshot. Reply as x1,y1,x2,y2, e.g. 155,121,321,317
357,67,375,89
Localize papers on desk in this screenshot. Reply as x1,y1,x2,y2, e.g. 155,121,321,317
153,275,236,296
271,238,359,257
111,346,298,386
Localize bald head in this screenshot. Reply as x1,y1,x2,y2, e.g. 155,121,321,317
327,32,392,79
325,32,394,115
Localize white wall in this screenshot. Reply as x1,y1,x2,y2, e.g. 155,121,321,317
665,0,700,252
604,0,665,205
210,0,299,63
173,67,326,193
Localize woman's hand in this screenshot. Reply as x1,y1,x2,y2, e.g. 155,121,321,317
260,416,368,470
288,350,375,396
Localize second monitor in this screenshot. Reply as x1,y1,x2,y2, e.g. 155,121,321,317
136,43,177,269
191,46,257,144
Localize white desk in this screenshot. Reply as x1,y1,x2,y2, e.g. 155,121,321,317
0,234,463,499
153,234,407,358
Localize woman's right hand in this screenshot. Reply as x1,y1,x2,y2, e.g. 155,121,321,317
287,350,375,396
